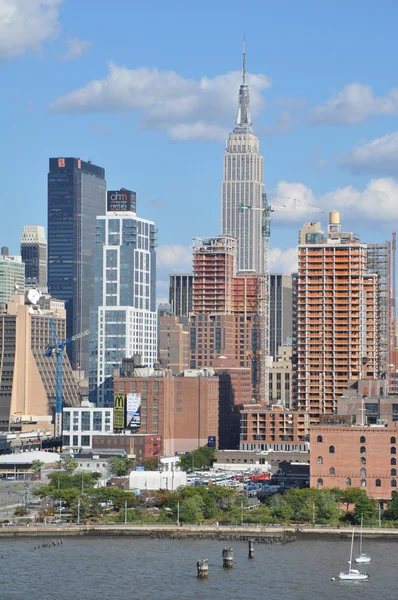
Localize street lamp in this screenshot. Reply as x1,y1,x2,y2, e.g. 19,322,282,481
124,500,128,525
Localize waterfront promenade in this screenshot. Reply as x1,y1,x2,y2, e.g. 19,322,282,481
1,522,398,540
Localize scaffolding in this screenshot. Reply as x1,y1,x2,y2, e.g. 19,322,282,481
367,241,391,384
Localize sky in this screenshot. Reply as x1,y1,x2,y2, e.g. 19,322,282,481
1,0,398,303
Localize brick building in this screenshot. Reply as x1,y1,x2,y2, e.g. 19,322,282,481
212,355,252,449
158,315,189,374
92,433,161,461
310,424,398,500
114,364,219,455
240,404,309,452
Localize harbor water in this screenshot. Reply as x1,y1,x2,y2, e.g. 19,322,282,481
0,536,396,599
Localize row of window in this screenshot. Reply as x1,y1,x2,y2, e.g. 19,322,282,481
317,435,397,444
318,477,396,488
326,445,397,455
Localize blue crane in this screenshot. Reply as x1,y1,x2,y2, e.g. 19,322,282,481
44,320,89,439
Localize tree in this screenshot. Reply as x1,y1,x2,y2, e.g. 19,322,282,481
31,460,44,474
179,447,215,471
384,493,398,520
62,457,78,473
353,493,375,524
14,505,28,516
108,457,132,477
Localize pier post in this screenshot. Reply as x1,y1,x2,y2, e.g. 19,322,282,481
248,540,254,559
222,547,233,568
197,558,209,579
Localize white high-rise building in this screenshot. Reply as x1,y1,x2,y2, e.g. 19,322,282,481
89,189,157,407
221,43,264,274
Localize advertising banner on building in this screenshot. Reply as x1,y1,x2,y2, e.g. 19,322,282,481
126,392,141,431
207,436,216,448
107,189,136,213
113,393,126,429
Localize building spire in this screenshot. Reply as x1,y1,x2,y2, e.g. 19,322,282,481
242,36,246,85
234,37,253,133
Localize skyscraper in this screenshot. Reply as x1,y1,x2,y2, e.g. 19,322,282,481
293,212,379,424
221,42,264,273
47,157,106,373
168,274,193,317
20,225,47,290
0,247,25,304
89,188,157,407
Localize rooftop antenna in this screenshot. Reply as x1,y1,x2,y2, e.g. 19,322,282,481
242,36,246,85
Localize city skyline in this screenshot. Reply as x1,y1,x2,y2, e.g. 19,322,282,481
1,0,398,307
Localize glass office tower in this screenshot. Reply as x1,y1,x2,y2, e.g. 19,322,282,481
89,189,157,407
47,158,106,374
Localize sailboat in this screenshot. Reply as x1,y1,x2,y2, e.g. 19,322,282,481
339,528,368,580
355,515,371,564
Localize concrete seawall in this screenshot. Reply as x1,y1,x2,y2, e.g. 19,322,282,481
1,524,398,540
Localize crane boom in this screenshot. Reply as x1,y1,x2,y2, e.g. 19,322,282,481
44,321,89,439
241,194,323,405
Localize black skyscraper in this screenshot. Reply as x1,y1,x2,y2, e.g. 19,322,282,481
48,157,106,373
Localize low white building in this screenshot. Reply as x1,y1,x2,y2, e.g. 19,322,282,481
129,470,187,491
62,401,113,450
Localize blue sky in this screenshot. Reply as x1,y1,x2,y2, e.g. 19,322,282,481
1,0,398,301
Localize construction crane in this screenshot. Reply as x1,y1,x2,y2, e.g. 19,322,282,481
44,320,89,439
240,192,323,405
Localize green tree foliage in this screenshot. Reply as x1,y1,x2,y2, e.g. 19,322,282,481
383,493,398,520
62,457,79,472
107,457,132,477
353,491,376,524
14,505,28,516
31,460,45,473
178,447,216,471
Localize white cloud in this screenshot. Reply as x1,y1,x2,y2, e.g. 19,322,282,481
63,37,92,60
51,61,272,141
156,244,192,272
339,132,398,176
270,247,298,274
270,178,398,224
312,83,398,125
264,110,294,135
0,0,62,58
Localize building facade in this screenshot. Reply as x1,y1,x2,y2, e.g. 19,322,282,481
269,346,293,408
47,157,106,373
293,212,379,424
158,315,189,375
0,248,25,304
62,402,113,449
0,294,78,433
221,44,264,273
89,189,157,407
310,424,398,500
20,226,47,290
113,365,219,455
168,274,193,317
240,404,309,452
269,274,292,359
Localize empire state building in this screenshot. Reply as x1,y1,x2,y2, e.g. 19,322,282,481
221,43,264,274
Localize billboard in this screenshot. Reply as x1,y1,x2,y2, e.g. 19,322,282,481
113,393,126,429
126,393,141,431
107,189,136,213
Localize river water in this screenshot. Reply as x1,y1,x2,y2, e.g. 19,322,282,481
0,536,396,599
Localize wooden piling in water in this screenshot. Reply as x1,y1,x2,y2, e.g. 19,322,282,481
222,547,233,568
248,539,254,559
197,558,208,579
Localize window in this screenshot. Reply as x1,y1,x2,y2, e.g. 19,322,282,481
376,479,381,488
317,456,323,464
391,437,397,444
360,446,366,454
329,467,335,476
81,435,90,447
392,458,397,466
346,477,351,487
360,479,366,487
392,479,397,488
317,435,323,443
360,436,366,444
360,457,366,465
317,478,323,487
391,447,397,455
329,445,335,454
360,467,366,477
392,469,397,477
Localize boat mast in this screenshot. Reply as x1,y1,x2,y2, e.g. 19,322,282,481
349,528,355,570
360,515,363,554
